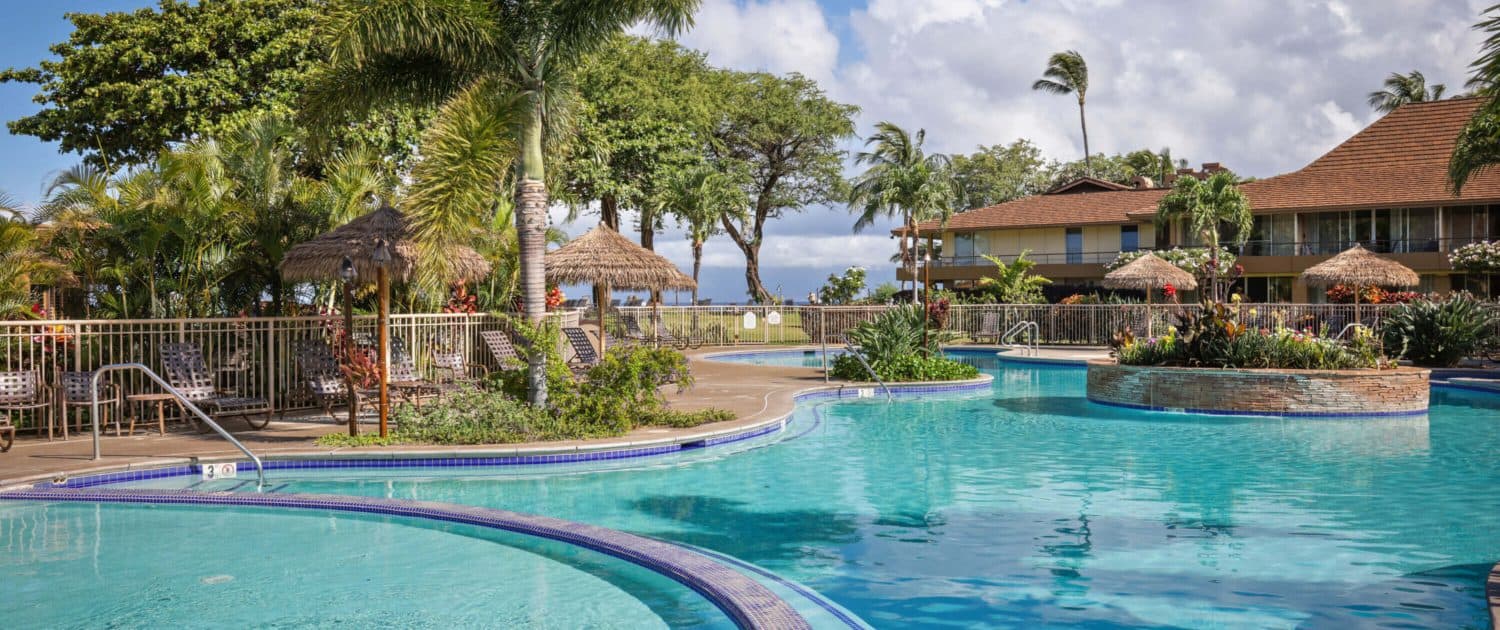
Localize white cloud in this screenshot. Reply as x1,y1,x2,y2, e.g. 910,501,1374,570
675,0,841,84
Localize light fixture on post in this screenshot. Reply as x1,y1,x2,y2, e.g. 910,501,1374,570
370,238,392,439
922,247,931,354
338,256,359,436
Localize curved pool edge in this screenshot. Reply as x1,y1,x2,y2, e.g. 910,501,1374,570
0,486,815,630
10,374,993,491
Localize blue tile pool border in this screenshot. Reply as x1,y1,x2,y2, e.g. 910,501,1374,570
0,487,811,630
36,376,993,490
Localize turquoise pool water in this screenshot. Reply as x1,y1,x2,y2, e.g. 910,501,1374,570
0,500,734,628
705,347,847,367
135,354,1500,628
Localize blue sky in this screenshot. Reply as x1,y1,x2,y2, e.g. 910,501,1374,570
0,0,1490,303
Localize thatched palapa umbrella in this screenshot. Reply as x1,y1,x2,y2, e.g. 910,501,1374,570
1103,253,1198,336
545,226,696,351
281,205,490,437
1301,243,1419,325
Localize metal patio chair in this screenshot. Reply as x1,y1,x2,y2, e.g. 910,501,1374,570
159,342,271,430
480,330,526,371
292,339,367,422
562,327,602,376
0,370,50,447
60,371,122,438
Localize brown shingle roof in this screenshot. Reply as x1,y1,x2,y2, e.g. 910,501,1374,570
922,97,1500,235
1237,97,1500,212
910,187,1166,236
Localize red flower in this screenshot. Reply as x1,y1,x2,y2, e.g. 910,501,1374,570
1162,283,1177,298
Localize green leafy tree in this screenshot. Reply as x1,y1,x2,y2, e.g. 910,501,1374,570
1032,50,1092,174
310,0,699,406
817,267,867,305
1153,171,1252,301
976,251,1051,304
848,122,958,302
0,0,423,171
0,203,72,319
711,72,856,303
1452,6,1500,193
1367,70,1446,114
654,165,746,306
949,139,1052,208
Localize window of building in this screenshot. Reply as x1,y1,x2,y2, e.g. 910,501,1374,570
1237,276,1294,303
1120,225,1139,252
953,233,975,260
1065,228,1083,264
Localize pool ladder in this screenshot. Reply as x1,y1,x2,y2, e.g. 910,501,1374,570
840,338,894,402
999,321,1039,356
88,363,265,488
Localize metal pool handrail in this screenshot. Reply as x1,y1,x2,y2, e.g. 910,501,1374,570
1334,323,1367,340
90,363,265,488
840,338,894,402
1000,321,1039,356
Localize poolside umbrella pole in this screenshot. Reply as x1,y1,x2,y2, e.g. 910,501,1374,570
281,205,490,436
545,226,696,352
1300,243,1419,328
1102,253,1198,338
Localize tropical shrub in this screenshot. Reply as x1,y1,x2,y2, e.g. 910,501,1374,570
1325,285,1421,304
1107,247,1237,275
1114,304,1382,370
1380,293,1500,367
818,266,867,304
833,303,978,381
975,251,1050,304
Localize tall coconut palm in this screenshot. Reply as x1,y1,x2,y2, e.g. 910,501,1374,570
655,165,746,306
1033,50,1092,174
1452,6,1500,194
1367,70,1446,114
1154,171,1251,302
848,122,959,303
309,0,699,406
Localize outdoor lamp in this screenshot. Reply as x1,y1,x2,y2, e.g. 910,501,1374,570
339,256,357,283
372,238,392,267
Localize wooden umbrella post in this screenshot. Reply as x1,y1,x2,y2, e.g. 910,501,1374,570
373,238,392,439
339,256,359,436
595,282,609,353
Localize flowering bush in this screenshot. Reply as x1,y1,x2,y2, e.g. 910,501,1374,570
1113,303,1383,369
1450,241,1500,272
1324,285,1424,304
926,298,951,329
1106,247,1238,275
544,286,565,310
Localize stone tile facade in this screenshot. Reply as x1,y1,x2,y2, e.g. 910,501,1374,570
1085,360,1430,416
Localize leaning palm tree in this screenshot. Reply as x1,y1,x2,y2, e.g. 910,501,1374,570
308,0,699,406
1367,70,1446,114
1033,50,1092,173
655,165,746,306
1453,6,1500,193
848,122,959,303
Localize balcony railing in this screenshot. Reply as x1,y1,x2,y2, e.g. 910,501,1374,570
930,236,1494,269
932,248,1142,267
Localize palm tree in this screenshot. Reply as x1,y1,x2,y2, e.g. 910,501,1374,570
848,122,959,303
655,166,746,306
309,0,699,406
1453,7,1500,194
1154,171,1251,302
1033,50,1092,173
0,201,72,319
1367,70,1446,114
977,251,1050,304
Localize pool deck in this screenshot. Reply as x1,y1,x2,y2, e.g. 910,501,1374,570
0,344,1099,488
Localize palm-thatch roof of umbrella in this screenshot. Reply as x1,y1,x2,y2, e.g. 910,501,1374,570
545,226,696,290
1102,253,1199,292
279,205,490,284
1300,243,1420,288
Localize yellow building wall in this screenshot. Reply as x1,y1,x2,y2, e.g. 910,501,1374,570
946,224,1151,257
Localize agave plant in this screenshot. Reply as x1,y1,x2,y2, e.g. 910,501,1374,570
1380,293,1500,367
844,304,954,364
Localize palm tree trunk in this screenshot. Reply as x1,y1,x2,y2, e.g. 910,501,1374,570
1078,98,1091,176
641,211,660,305
517,109,549,407
906,213,919,304
691,240,703,306
601,194,619,231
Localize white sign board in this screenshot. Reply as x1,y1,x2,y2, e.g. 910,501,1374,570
766,311,782,326
202,462,238,480
742,312,758,330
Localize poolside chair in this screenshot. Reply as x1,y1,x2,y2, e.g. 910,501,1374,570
977,312,1002,344
387,337,464,406
480,330,526,370
562,327,602,375
620,314,651,345
431,347,488,386
60,371,122,438
159,342,271,430
292,339,365,422
0,370,50,447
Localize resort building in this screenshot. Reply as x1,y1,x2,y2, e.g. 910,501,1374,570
904,97,1500,301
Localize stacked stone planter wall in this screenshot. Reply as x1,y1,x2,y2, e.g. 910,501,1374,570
1085,360,1430,416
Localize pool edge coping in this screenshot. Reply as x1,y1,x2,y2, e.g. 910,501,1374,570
0,487,814,630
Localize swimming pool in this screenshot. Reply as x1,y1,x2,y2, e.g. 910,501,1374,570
703,347,847,368
0,499,736,628
58,353,1500,627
